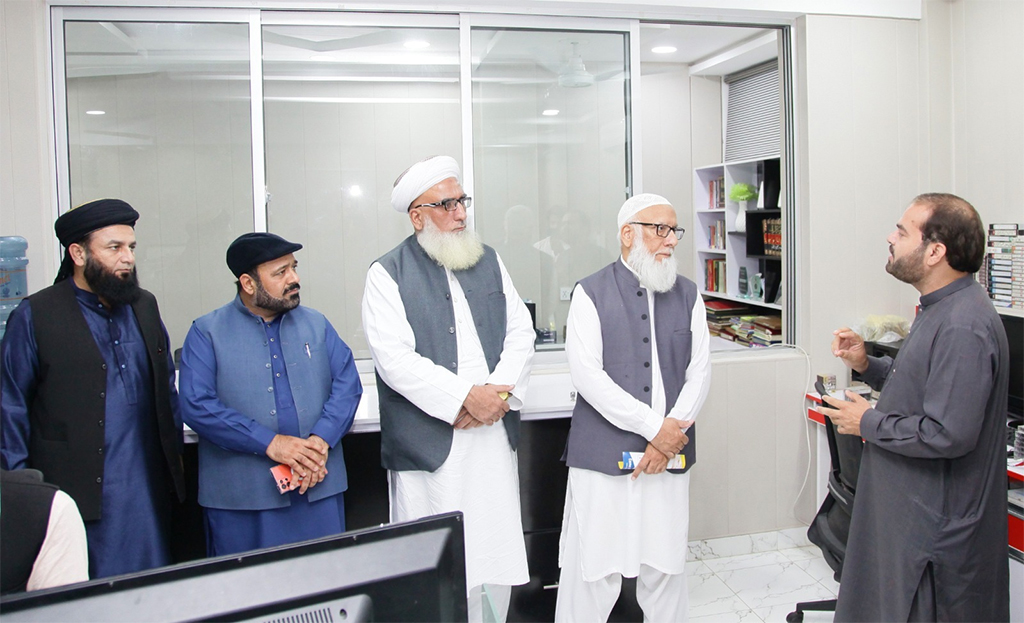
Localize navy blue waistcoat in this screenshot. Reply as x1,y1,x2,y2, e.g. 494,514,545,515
191,298,347,510
374,235,518,472
564,260,698,476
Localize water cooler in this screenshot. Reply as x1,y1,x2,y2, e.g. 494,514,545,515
0,236,29,340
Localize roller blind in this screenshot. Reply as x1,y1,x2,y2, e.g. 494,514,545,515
724,61,779,162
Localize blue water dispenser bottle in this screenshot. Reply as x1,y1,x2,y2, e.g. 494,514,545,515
0,236,29,340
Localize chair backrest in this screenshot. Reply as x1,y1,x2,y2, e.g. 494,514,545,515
823,413,864,510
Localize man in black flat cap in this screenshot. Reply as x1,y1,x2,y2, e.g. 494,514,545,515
1,198,185,580
178,233,361,556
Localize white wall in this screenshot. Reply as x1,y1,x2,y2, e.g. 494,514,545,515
0,0,57,289
797,0,1024,387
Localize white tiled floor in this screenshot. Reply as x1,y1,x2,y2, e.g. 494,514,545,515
686,530,837,623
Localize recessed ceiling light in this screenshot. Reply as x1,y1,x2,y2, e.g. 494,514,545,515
349,185,363,197
651,46,677,54
404,40,430,50
542,109,560,116
85,110,105,115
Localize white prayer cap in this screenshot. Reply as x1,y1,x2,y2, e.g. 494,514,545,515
617,193,672,229
390,155,461,213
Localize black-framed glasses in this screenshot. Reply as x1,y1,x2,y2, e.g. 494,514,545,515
411,195,472,212
629,221,685,240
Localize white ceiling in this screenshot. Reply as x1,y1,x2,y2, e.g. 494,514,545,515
65,20,777,81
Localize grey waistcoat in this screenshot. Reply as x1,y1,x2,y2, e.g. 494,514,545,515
564,260,698,476
375,235,519,472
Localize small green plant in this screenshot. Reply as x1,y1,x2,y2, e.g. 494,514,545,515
728,183,758,202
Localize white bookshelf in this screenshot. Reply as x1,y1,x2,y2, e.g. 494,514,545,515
693,156,782,311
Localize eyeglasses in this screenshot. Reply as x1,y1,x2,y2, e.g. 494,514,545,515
630,222,685,240
411,195,472,212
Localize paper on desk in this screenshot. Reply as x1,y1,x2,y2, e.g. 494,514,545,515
619,451,685,470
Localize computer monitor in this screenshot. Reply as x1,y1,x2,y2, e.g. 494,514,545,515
1002,312,1023,424
0,512,467,623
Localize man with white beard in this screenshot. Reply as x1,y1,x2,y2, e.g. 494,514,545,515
555,193,711,623
361,156,535,623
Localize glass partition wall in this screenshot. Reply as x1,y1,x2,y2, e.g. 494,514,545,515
63,18,254,349
470,28,629,346
55,9,635,356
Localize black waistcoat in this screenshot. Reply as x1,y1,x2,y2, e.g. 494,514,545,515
0,469,57,594
26,280,184,521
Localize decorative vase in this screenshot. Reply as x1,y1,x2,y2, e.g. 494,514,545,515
734,200,748,233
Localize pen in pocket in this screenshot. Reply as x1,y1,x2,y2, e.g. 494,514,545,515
305,342,311,358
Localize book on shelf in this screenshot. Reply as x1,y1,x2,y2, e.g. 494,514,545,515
706,219,725,250
704,258,726,293
708,176,726,210
981,223,1024,309
761,217,783,257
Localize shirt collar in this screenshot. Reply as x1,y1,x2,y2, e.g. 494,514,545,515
919,274,975,309
69,278,105,310
231,294,287,326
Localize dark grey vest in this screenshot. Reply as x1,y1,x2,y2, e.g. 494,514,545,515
375,235,519,472
564,260,698,476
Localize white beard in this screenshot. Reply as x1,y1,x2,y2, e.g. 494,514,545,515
417,218,485,271
626,230,678,293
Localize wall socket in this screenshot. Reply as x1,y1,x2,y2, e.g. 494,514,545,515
560,286,573,301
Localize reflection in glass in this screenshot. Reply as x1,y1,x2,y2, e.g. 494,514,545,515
471,29,629,345
262,25,461,357
64,21,254,349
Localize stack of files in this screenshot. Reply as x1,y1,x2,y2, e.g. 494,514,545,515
704,299,749,337
748,315,783,346
986,223,1023,309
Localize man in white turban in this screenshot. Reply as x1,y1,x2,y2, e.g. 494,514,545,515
361,156,535,622
554,193,711,622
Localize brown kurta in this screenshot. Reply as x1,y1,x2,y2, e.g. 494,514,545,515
835,276,1010,622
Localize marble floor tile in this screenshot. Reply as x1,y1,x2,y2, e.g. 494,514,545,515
688,531,778,560
703,550,795,574
686,560,715,578
687,570,750,618
717,563,836,610
790,556,840,595
778,526,812,549
753,602,835,622
780,545,822,562
691,608,763,623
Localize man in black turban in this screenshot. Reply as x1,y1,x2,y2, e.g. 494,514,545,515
1,198,185,581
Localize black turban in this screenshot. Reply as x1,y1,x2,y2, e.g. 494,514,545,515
226,232,303,278
53,198,140,284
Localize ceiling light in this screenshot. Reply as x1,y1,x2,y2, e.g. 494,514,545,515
85,110,105,115
349,185,363,197
652,46,677,54
404,40,430,50
542,109,560,116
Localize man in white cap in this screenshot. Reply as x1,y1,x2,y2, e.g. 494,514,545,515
554,194,711,622
361,156,535,622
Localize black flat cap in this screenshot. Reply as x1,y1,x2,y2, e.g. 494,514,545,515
55,198,139,248
226,232,303,278
53,198,140,283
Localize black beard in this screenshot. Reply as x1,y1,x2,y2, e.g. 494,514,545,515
84,255,141,306
253,281,300,314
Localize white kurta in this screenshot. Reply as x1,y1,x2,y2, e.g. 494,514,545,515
362,252,534,590
561,259,711,580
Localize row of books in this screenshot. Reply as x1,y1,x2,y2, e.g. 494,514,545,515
704,258,726,292
762,218,782,257
707,176,726,211
977,222,1023,309
706,219,726,250
704,299,783,347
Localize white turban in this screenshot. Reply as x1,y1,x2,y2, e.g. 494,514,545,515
390,155,461,213
617,193,672,229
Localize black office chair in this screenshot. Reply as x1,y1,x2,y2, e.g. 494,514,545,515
786,409,864,623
